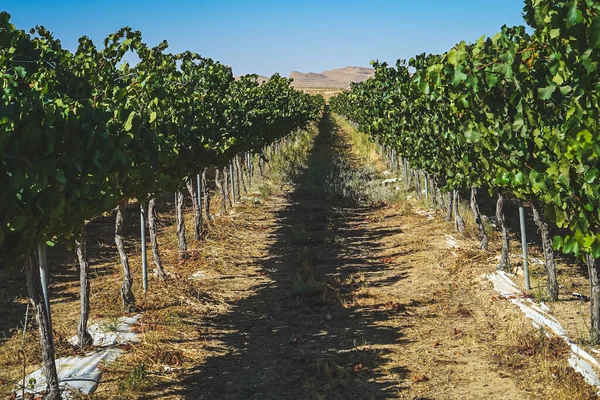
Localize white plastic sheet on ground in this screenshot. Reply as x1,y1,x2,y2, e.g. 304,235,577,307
68,314,141,347
18,314,141,399
486,272,600,392
190,270,207,280
444,234,459,249
528,256,545,265
20,348,123,399
415,209,435,220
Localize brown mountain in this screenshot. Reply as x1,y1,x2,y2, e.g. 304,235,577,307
253,75,270,83
289,66,374,88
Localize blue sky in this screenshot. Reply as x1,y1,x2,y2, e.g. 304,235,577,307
4,1,526,76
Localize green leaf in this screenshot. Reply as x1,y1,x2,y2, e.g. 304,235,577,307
585,168,598,184
485,72,498,88
563,236,580,255
512,115,525,132
566,2,583,27
559,85,572,95
529,169,547,193
149,111,157,123
463,131,481,143
447,47,467,66
546,162,559,177
538,85,556,100
552,74,564,85
452,66,468,86
125,111,136,132
592,239,600,259
14,66,26,78
589,16,600,48
514,171,525,185
582,52,597,73
552,235,563,250
555,207,568,227
578,129,593,143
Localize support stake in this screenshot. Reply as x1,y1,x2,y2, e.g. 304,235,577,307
519,203,531,291
197,174,202,209
140,202,148,293
229,160,235,202
37,239,52,329
425,174,429,205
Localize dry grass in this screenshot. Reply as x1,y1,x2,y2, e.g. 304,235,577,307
491,318,597,399
334,112,599,399
333,115,381,170
356,202,598,399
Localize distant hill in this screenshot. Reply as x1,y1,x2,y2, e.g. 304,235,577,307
289,66,374,88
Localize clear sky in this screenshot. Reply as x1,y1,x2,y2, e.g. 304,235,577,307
3,1,527,77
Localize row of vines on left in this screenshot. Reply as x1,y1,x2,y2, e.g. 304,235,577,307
0,12,324,399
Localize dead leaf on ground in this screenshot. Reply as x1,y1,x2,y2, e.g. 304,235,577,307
456,306,472,318
411,373,429,383
119,343,133,352
379,301,405,312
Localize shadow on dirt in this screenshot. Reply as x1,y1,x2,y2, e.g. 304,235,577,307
154,111,412,399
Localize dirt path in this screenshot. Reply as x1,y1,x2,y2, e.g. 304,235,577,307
145,112,539,400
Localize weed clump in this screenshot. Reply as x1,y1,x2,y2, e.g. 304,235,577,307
293,274,326,297
258,183,272,198
119,362,147,392
288,225,311,246
100,316,121,333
